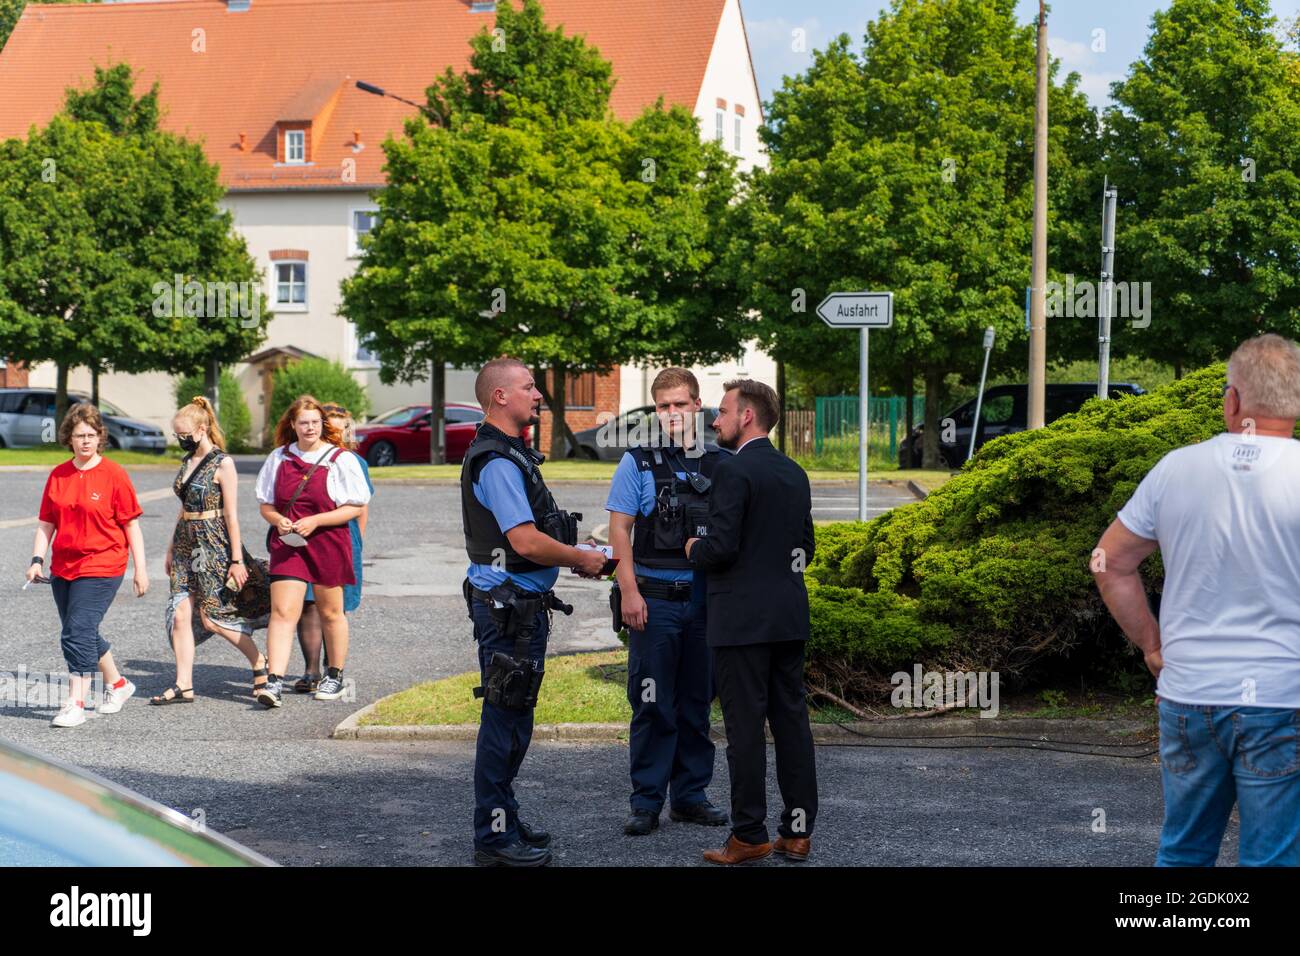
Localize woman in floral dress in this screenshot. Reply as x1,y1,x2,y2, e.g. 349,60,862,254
153,397,272,704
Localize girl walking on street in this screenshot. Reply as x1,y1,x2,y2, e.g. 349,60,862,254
27,403,148,727
154,396,272,705
293,402,373,693
255,395,371,708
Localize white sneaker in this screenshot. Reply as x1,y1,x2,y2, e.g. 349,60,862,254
51,701,86,728
98,680,136,715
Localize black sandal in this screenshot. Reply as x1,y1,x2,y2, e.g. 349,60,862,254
149,685,194,705
251,656,269,698
293,673,321,694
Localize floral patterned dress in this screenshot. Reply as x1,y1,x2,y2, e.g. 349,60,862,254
166,450,271,646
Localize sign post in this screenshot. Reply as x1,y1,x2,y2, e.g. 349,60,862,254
815,292,894,521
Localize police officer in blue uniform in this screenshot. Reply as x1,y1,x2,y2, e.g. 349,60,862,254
462,358,607,866
606,368,730,835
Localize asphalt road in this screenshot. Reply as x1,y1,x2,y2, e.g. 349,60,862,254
0,466,1227,866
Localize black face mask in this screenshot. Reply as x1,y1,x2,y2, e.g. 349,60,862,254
178,435,199,453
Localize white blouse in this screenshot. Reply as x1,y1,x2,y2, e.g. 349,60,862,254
254,443,373,508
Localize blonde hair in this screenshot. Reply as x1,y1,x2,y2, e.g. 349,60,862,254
1227,334,1300,419
175,396,226,451
651,367,700,402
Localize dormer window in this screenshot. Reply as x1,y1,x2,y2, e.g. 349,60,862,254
285,129,305,164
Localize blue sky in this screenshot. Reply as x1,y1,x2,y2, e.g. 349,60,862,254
741,0,1300,109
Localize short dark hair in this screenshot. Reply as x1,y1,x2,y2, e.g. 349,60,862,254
724,378,780,432
475,357,529,409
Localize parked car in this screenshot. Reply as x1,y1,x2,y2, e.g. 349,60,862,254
0,388,166,452
356,403,530,466
0,737,274,866
564,405,721,460
898,382,1146,469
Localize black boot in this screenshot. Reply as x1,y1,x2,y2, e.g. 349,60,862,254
669,801,729,826
518,820,552,848
473,841,552,867
624,809,660,836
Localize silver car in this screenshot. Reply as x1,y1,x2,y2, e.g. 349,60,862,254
0,738,274,866
0,389,166,453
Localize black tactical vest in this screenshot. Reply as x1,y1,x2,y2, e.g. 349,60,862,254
630,445,723,570
461,423,559,573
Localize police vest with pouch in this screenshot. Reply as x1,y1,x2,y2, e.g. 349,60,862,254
630,445,722,570
461,423,577,572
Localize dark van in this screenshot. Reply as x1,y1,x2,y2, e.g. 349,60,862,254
899,382,1146,469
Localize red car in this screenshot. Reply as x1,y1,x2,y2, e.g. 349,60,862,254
355,403,530,466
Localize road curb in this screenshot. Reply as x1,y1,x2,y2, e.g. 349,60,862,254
906,479,929,500
333,712,1153,746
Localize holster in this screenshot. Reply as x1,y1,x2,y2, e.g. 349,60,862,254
470,583,571,710
609,581,623,633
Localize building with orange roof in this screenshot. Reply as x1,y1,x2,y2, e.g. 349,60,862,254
0,0,773,447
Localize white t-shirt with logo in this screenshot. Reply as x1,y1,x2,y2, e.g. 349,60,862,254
1117,432,1300,708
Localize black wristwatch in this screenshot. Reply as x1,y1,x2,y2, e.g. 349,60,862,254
30,556,44,567
229,559,243,565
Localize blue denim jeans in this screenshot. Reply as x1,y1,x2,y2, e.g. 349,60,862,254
1157,698,1300,866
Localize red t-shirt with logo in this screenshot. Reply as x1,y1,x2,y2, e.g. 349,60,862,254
38,457,144,579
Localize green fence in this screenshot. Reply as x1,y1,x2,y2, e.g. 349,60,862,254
814,395,925,462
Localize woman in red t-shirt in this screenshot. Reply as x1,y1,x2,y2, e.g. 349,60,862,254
26,403,149,728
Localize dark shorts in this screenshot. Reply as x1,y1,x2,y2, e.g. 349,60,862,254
51,574,123,674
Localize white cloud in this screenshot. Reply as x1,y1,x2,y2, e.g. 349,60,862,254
746,16,828,94
1049,36,1123,107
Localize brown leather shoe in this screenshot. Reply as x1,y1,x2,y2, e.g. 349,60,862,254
702,835,773,865
773,836,811,861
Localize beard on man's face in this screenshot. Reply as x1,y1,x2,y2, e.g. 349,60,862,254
716,426,739,450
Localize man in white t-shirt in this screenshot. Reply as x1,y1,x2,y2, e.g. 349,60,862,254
1093,333,1300,866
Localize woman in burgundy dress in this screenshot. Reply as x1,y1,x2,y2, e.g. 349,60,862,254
254,395,371,708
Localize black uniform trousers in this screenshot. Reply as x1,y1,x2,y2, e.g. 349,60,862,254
711,639,818,845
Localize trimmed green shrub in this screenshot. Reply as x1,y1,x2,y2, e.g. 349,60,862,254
172,370,253,453
808,365,1237,700
268,358,368,433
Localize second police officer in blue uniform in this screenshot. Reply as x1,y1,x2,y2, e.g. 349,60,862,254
606,368,731,835
461,358,607,866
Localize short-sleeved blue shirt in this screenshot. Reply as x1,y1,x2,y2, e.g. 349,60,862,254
466,457,560,593
605,449,725,582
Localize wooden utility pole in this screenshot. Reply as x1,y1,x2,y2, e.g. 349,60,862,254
1027,0,1048,429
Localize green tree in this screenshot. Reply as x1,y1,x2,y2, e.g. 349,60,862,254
1103,0,1300,375
730,0,1099,466
268,358,369,438
0,64,266,428
342,0,744,459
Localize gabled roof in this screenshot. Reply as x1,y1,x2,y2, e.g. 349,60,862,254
0,0,727,191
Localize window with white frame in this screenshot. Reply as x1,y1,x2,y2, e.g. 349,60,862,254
352,326,379,366
274,261,307,307
350,207,379,257
285,129,305,163
714,109,725,144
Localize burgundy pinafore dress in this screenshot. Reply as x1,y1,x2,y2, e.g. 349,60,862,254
267,446,355,587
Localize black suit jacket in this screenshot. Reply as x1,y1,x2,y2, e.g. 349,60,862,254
687,437,816,647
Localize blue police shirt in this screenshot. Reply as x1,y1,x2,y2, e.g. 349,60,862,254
605,448,726,582
466,457,560,594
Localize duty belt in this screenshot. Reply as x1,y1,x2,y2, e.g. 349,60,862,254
469,584,574,617
634,575,694,601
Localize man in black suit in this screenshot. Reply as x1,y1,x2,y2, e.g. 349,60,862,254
685,379,818,864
